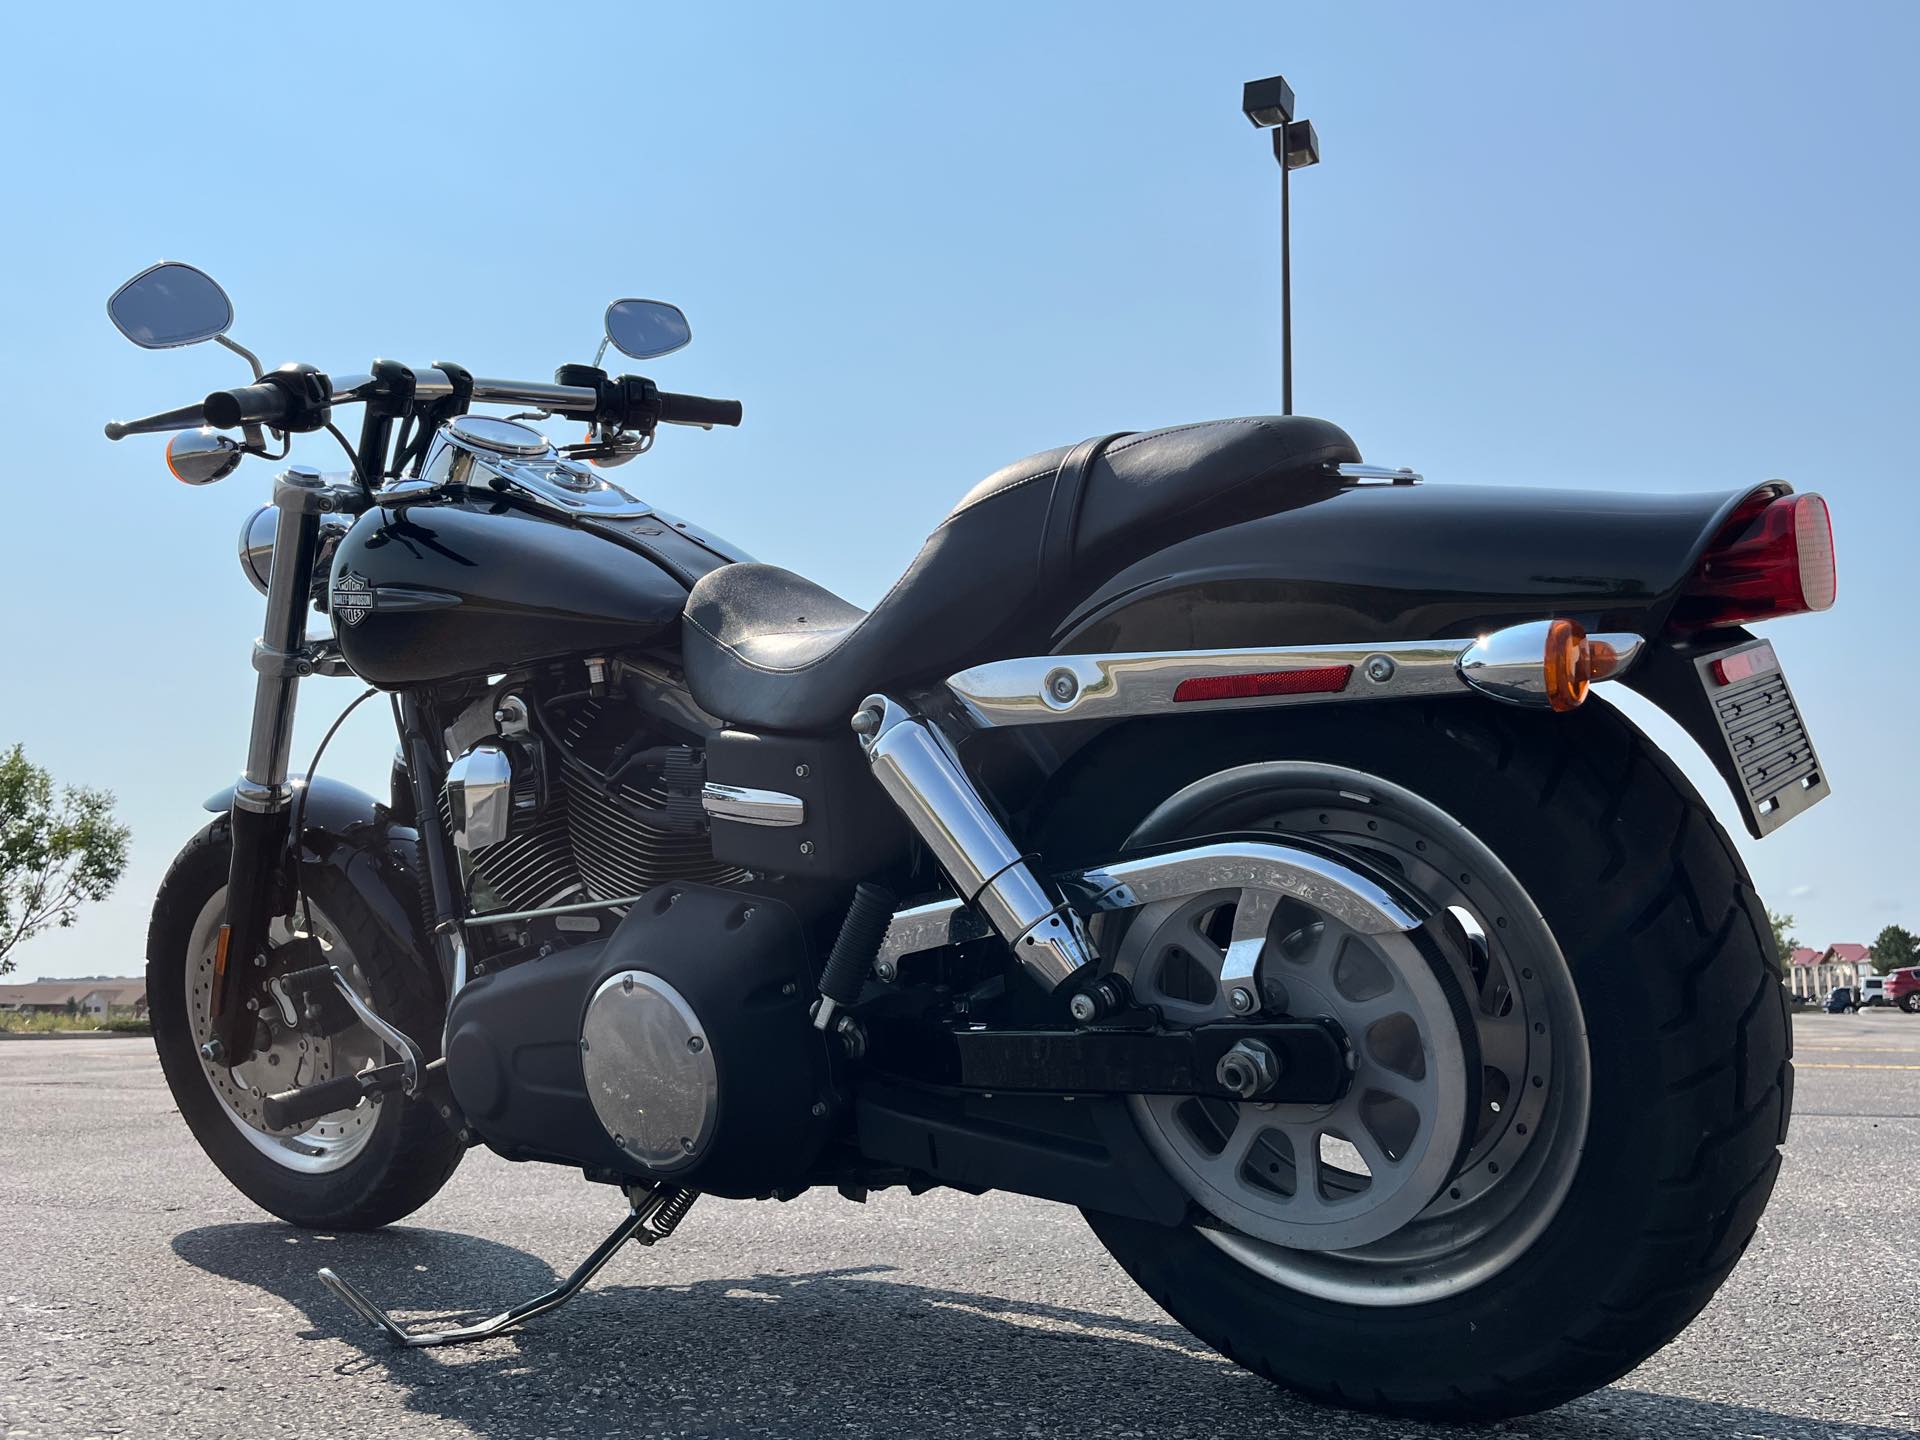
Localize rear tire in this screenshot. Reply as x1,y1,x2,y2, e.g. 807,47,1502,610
1059,700,1790,1421
147,818,464,1229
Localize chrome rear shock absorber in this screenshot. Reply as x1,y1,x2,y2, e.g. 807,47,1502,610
852,695,1092,994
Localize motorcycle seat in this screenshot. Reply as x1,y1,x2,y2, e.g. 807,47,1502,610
681,414,1360,732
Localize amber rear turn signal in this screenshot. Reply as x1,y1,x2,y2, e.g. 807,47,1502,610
1457,619,1644,712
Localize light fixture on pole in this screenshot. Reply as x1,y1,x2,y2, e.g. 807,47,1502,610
1242,75,1321,416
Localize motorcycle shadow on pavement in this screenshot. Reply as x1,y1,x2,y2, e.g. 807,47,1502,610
173,1222,1899,1440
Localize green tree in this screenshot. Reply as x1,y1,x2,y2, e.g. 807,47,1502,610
0,744,131,976
1869,924,1920,976
1767,910,1800,978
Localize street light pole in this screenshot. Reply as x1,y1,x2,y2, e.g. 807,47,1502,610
1242,76,1320,417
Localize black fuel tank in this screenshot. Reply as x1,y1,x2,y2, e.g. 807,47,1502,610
329,499,689,686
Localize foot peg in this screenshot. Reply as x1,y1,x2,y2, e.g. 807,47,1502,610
318,1185,697,1348
269,962,425,1093
261,1059,408,1130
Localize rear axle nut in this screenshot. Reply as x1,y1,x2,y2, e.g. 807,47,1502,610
1216,1039,1282,1099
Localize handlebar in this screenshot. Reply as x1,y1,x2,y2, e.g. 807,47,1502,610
470,376,599,411
105,364,741,440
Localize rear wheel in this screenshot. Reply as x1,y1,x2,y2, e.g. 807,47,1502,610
147,819,464,1229
1063,701,1790,1421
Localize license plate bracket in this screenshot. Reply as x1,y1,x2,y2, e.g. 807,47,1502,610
1692,638,1829,837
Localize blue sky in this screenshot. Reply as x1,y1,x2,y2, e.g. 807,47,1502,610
1,2,1913,977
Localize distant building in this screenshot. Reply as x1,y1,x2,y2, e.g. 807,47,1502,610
1786,944,1871,1000
0,978,147,1019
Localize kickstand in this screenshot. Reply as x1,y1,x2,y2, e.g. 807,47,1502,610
317,1185,697,1349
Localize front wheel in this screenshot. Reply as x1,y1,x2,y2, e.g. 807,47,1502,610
147,818,464,1229
1065,701,1790,1421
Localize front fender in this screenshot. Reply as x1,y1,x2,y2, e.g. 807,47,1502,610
1055,478,1783,653
204,775,434,987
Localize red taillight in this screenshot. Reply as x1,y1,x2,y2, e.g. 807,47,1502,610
1172,664,1353,702
1673,491,1835,629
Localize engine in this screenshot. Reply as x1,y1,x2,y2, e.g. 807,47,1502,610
432,672,857,1197
446,690,745,920
431,664,910,1196
443,879,837,1196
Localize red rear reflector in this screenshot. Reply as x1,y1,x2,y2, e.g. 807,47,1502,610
1710,643,1780,687
1674,491,1836,629
1172,665,1353,702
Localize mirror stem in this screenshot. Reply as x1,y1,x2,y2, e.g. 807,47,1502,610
216,333,265,380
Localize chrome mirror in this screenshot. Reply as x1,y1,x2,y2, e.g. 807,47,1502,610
166,428,246,485
107,262,235,349
603,299,692,361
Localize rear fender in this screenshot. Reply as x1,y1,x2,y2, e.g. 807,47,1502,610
203,775,435,987
994,479,1793,835
1055,479,1786,654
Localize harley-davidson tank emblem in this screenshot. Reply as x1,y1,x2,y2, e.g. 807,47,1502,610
331,569,374,626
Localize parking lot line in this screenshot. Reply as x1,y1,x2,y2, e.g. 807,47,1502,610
1794,1061,1920,1070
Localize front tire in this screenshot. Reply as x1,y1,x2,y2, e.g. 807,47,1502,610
147,818,464,1229
1062,700,1790,1421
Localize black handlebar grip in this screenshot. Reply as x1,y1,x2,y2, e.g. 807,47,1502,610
656,391,744,428
202,381,293,431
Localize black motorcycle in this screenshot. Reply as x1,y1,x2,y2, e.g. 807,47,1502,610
106,133,1832,1420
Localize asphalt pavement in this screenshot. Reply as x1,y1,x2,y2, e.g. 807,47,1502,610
1,1010,1916,1439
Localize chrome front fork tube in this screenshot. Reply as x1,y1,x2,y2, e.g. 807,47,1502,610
211,466,348,1059
236,465,336,813
853,695,1093,993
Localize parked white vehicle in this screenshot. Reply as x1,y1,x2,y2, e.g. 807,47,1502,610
1859,975,1889,1007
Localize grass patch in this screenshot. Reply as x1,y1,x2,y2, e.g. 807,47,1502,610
0,1010,149,1035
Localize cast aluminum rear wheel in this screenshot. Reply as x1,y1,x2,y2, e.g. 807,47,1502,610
1108,761,1590,1305
1068,701,1790,1421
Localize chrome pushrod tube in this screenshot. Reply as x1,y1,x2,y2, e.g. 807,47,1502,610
853,696,1092,993
462,893,649,929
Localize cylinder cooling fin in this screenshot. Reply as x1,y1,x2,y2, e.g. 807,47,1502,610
450,695,745,916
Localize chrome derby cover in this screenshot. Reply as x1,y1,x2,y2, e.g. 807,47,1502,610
580,971,718,1172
